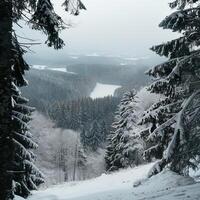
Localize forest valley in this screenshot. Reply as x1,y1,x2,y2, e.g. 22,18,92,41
1,0,200,200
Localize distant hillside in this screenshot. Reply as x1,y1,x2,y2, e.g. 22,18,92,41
27,54,164,68
22,60,151,113
67,64,148,85
22,69,96,112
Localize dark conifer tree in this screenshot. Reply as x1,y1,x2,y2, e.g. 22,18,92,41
99,120,108,145
0,0,85,199
139,0,200,177
47,96,119,150
79,102,90,129
88,121,101,151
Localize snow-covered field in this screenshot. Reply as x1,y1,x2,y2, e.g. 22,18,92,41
15,162,200,200
90,83,121,99
32,65,77,74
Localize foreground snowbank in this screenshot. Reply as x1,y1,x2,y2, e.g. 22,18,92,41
25,163,153,200
90,83,121,99
15,162,200,200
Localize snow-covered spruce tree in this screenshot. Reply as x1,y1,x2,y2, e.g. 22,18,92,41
80,120,104,151
105,90,144,172
87,121,101,151
139,0,200,177
99,120,108,145
80,128,87,148
0,0,85,199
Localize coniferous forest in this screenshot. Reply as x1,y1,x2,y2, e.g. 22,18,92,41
1,0,200,200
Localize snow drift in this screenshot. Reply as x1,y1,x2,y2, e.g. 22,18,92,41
14,162,200,200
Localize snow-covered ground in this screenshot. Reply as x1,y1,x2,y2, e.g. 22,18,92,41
120,62,128,66
90,83,121,99
32,65,47,70
48,67,67,73
32,65,77,74
15,162,200,200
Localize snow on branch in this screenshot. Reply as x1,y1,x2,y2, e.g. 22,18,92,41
148,159,167,177
150,37,190,58
12,110,32,123
158,90,200,166
14,103,36,114
12,138,34,161
147,58,177,78
140,100,183,125
147,115,177,142
13,94,29,104
13,131,38,149
23,160,45,178
167,51,200,81
13,115,29,130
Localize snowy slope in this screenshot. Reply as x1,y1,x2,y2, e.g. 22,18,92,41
90,83,121,99
23,163,153,200
15,162,200,200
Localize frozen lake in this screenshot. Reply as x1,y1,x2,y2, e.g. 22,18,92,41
90,83,121,99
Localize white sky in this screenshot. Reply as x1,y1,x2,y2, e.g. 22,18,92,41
19,0,180,61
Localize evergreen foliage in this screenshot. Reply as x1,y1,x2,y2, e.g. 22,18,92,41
63,0,86,15
84,121,101,151
105,91,144,172
48,96,120,151
22,69,96,113
0,0,85,199
139,0,200,177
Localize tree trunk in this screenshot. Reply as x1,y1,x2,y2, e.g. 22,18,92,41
0,0,14,199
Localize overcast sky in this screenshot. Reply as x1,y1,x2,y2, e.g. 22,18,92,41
18,0,180,61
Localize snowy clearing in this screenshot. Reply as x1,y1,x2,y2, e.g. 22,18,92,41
32,65,47,70
14,162,200,200
120,63,128,66
70,56,79,59
25,163,154,200
32,65,77,74
124,56,149,61
85,53,100,57
90,83,121,99
48,67,67,73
